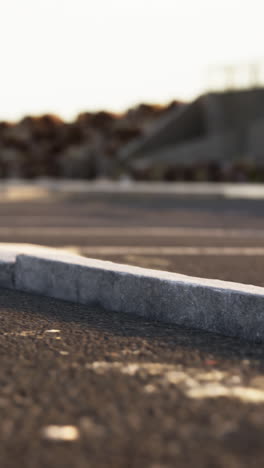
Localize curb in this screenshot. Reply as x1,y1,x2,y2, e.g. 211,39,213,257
2,180,264,200
1,244,264,342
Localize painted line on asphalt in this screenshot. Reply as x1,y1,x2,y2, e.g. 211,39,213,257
66,246,264,256
2,242,264,257
1,226,264,238
1,243,264,343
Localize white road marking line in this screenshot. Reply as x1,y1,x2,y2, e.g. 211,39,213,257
65,246,264,256
0,226,264,238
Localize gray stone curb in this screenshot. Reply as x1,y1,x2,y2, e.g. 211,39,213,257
0,250,17,288
2,180,264,200
1,245,264,342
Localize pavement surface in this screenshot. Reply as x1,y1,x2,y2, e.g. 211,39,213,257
2,287,264,468
0,193,264,285
1,192,264,467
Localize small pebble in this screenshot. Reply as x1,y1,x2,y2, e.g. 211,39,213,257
41,425,79,441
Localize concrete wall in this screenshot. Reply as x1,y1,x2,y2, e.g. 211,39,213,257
120,97,205,160
120,88,264,166
130,132,238,170
203,89,264,135
247,119,264,160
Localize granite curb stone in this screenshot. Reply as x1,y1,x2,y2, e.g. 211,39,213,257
1,245,264,342
0,250,16,288
2,181,264,200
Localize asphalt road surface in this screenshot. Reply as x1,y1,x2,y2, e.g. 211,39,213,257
1,192,264,467
2,287,264,468
1,193,264,285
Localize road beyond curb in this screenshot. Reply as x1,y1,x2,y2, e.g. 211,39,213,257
1,244,264,342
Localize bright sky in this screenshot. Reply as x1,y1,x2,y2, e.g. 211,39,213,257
0,0,263,121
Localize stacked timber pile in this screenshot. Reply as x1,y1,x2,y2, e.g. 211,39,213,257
0,102,181,180
1,97,262,182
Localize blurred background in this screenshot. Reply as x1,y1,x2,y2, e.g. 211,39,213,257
2,4,264,466
1,0,264,182
1,0,264,283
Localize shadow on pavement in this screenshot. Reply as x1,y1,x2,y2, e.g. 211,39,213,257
1,287,264,366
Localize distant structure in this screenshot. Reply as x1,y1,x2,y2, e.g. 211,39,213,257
119,86,264,176
206,62,264,92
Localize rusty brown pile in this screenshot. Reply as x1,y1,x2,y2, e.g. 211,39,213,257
0,102,180,180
